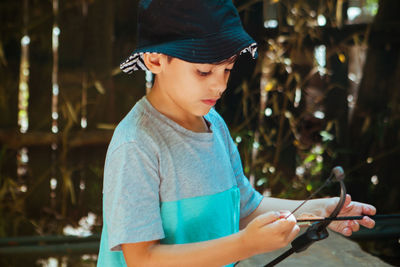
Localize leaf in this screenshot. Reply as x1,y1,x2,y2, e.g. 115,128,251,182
62,168,76,204
306,184,313,191
0,41,7,66
94,80,105,94
361,116,371,134
272,94,280,115
65,100,78,123
320,131,334,141
256,177,267,187
304,154,316,163
311,163,323,175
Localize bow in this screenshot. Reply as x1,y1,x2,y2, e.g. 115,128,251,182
264,166,347,267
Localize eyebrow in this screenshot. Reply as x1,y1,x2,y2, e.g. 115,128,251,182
214,55,238,65
194,54,238,69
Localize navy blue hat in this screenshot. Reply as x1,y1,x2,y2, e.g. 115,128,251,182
120,0,258,74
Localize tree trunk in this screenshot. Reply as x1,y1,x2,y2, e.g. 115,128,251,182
348,0,400,209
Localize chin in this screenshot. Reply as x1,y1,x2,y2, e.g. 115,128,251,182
190,103,213,117
199,107,213,116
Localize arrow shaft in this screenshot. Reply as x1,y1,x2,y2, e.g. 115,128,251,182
297,214,400,222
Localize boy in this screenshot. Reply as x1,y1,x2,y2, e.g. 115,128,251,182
97,1,376,266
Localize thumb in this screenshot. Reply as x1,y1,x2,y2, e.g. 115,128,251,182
252,211,280,227
344,194,352,207
339,194,352,212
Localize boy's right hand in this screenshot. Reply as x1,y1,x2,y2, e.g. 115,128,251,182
239,210,300,256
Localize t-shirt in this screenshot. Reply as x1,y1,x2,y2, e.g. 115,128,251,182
97,96,263,266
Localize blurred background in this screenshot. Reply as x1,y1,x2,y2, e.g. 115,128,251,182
0,0,399,266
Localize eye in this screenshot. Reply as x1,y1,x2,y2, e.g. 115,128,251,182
225,68,232,73
197,70,211,77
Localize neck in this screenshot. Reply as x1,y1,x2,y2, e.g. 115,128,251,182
146,81,209,133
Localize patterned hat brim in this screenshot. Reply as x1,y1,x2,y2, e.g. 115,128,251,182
120,27,258,74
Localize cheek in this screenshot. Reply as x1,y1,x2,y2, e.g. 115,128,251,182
224,72,232,83
180,75,206,94
164,70,190,92
166,65,207,97
167,77,196,100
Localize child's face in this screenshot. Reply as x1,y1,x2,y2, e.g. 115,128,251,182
155,56,235,119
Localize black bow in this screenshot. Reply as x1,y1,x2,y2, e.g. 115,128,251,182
264,166,347,267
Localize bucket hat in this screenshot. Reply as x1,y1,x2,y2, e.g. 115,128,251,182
120,0,258,74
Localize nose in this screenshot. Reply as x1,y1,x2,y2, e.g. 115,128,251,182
210,70,228,96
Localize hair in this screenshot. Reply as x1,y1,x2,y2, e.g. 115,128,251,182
166,54,238,65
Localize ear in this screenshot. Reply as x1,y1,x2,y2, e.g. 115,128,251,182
143,53,166,74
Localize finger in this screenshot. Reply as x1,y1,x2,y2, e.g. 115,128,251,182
342,194,352,210
278,210,292,219
340,220,359,236
285,224,300,242
329,221,348,235
253,211,280,227
283,212,297,223
297,222,311,228
342,227,352,236
274,216,297,234
349,220,360,232
297,212,324,220
361,203,377,216
359,216,375,229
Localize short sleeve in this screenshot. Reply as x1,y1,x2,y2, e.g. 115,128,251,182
103,141,164,251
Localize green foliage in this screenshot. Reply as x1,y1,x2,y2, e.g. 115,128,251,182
227,0,400,262
227,1,399,217
0,0,399,265
0,146,32,237
229,0,336,198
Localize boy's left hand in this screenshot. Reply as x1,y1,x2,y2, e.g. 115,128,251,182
326,194,376,236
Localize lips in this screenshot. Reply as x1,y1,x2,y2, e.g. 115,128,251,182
201,99,219,106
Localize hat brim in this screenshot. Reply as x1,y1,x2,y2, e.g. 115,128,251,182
120,27,258,74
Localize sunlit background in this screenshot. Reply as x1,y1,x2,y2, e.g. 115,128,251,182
1,0,399,266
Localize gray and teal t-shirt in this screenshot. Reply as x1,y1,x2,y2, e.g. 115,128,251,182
97,96,263,266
